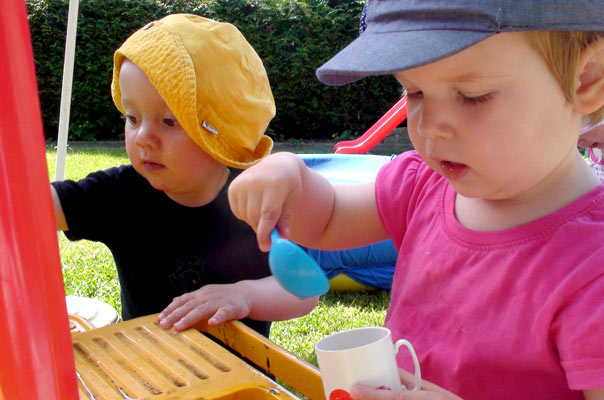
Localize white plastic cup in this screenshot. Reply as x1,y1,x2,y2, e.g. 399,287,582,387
315,326,421,399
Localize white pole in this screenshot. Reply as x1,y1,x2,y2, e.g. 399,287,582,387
54,0,80,181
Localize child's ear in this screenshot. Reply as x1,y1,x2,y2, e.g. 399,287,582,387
574,36,604,115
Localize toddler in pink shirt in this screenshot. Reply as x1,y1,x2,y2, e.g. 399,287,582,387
228,1,604,399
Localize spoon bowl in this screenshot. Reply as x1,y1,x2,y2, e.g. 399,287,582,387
269,228,329,299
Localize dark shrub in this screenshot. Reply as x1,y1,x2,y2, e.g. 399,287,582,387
27,0,401,141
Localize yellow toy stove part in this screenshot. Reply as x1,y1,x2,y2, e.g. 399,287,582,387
328,273,377,292
72,314,325,400
200,319,325,400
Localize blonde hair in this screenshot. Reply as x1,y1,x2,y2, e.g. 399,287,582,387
526,31,604,125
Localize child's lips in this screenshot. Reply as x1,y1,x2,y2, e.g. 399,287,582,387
439,160,469,181
143,160,165,171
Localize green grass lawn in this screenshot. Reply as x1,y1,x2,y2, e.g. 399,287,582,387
47,141,390,367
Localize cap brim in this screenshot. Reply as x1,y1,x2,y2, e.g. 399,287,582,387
316,29,493,86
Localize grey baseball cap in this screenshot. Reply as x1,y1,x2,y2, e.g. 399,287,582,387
317,0,604,86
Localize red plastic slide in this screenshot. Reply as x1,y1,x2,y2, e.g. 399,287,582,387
0,1,78,399
334,94,408,154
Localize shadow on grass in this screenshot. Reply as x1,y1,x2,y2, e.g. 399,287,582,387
321,289,390,310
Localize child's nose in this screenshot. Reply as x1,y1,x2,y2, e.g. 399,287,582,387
134,121,160,148
414,100,454,140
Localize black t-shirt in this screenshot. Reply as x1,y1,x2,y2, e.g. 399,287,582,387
52,165,271,336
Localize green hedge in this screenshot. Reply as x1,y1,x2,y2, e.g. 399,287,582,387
27,0,401,141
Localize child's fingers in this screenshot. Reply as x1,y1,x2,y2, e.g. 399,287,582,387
398,369,449,396
158,294,189,320
158,300,199,329
276,186,300,240
228,152,304,251
229,174,277,241
180,304,241,330
207,302,249,326
256,189,294,251
256,218,278,252
228,175,254,225
351,385,404,399
228,190,247,225
207,307,230,326
397,369,421,391
172,304,214,332
349,369,462,400
351,385,453,400
243,191,265,232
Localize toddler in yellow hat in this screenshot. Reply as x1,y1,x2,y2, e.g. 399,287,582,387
50,14,317,336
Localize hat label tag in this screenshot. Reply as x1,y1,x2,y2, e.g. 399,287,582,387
202,120,219,135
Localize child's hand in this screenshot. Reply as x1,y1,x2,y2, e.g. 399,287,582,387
157,283,252,331
350,369,462,400
158,277,318,332
228,152,306,252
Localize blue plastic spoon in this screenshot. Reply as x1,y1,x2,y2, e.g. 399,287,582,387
269,228,329,299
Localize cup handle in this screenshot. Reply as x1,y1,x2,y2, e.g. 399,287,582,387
394,339,422,391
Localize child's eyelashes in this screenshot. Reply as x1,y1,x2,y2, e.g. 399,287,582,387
125,114,138,126
403,89,493,107
163,118,181,128
404,90,423,101
458,92,493,106
122,114,181,128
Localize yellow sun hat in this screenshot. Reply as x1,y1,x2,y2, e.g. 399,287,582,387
111,14,275,169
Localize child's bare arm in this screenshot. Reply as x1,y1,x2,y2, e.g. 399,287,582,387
156,276,318,332
51,185,68,231
228,152,334,251
228,152,388,252
232,276,318,322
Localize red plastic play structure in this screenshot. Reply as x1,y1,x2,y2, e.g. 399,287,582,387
334,95,408,154
0,1,79,399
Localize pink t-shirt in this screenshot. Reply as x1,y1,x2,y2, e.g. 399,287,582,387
375,151,604,400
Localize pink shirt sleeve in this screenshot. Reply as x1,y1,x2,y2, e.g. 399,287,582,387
554,249,604,389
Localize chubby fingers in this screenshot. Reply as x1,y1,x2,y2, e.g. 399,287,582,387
228,153,303,252
255,188,296,251
159,301,218,332
350,368,462,400
351,385,417,399
158,294,204,330
158,284,253,332
206,304,248,326
157,294,189,325
350,386,454,400
169,298,250,331
351,385,407,399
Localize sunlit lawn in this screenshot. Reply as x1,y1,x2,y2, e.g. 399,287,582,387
47,142,389,366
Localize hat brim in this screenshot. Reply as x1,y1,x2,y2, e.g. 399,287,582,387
316,29,493,86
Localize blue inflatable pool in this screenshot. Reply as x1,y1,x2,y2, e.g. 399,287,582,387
300,153,394,184
300,154,398,291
